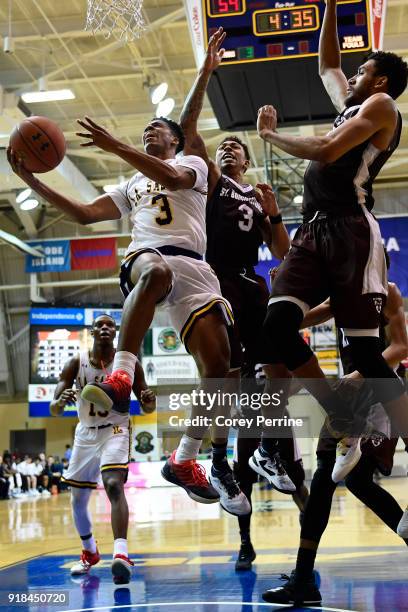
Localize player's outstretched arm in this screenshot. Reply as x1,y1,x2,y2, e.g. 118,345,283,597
180,27,226,166
49,356,79,417
76,117,196,191
8,148,121,225
319,0,348,112
257,96,396,163
256,183,290,259
300,299,332,329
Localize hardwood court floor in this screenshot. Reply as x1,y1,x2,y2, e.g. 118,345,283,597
0,477,408,611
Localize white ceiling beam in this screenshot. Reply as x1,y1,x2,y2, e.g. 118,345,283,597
6,193,38,239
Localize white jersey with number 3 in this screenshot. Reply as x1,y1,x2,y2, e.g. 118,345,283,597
75,351,126,427
109,155,208,257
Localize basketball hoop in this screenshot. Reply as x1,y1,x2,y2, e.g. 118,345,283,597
85,0,145,42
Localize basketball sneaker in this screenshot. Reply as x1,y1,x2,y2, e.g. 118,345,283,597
262,570,322,605
248,447,296,493
70,549,100,576
161,451,220,504
331,437,362,483
235,542,256,571
209,466,251,516
111,554,134,585
81,370,131,413
397,507,408,538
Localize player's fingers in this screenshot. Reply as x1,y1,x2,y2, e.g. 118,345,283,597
84,115,103,130
76,132,93,139
219,48,225,59
80,142,95,147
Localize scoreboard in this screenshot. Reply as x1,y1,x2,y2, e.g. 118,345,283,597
185,0,374,128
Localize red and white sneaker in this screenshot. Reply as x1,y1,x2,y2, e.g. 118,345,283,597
81,370,131,414
111,554,134,584
161,450,220,504
70,549,100,576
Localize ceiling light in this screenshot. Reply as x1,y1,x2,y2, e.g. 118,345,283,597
151,82,168,105
293,194,303,205
20,198,39,211
21,89,75,103
156,97,175,118
16,188,32,204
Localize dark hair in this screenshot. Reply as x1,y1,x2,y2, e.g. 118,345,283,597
92,313,116,328
153,117,185,154
366,51,408,99
218,136,251,162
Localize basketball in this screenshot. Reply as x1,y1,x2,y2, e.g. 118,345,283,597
9,116,66,173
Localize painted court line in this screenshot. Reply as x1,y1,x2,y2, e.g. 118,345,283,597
58,601,357,612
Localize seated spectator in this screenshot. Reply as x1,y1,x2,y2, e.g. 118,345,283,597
47,456,63,492
3,453,23,498
0,455,10,500
17,455,40,496
34,457,51,496
64,445,72,463
60,458,70,491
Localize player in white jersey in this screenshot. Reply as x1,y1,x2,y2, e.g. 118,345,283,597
9,115,249,516
50,314,155,585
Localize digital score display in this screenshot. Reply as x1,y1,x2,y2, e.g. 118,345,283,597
208,0,245,16
254,6,319,36
198,0,372,64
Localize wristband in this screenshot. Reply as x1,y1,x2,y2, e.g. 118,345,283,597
269,213,282,225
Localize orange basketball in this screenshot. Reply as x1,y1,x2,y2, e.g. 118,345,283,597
9,116,66,173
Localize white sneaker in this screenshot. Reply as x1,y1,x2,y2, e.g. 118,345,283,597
71,549,100,576
41,489,51,497
397,508,408,538
209,468,251,516
331,437,362,483
249,448,296,494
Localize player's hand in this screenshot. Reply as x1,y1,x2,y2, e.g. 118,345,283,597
7,147,37,184
58,389,77,408
202,27,226,73
269,265,280,282
255,183,279,216
140,388,156,414
76,116,120,153
257,105,278,140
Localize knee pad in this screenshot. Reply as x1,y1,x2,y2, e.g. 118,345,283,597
346,336,404,403
263,301,314,370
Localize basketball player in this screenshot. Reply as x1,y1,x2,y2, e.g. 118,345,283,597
262,276,408,604
50,314,155,584
8,117,249,516
255,0,408,481
180,27,298,499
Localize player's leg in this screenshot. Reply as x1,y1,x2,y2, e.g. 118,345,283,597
62,427,101,576
100,421,133,584
262,443,336,605
344,454,408,543
82,251,172,411
233,434,258,570
278,433,309,523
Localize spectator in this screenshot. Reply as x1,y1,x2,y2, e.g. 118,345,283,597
3,453,24,498
34,457,51,496
47,456,63,492
17,455,39,496
60,458,70,492
0,455,10,500
64,445,72,462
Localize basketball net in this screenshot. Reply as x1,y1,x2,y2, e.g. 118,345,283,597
85,0,145,42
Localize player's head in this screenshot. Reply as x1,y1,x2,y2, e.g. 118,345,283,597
91,314,116,346
215,136,251,175
142,117,185,156
345,52,408,106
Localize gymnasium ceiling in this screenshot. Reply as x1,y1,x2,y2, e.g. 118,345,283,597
0,0,407,240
